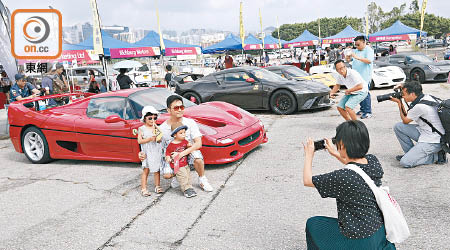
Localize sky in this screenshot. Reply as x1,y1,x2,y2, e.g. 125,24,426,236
3,0,450,33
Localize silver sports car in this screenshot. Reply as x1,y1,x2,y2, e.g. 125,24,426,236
375,52,450,83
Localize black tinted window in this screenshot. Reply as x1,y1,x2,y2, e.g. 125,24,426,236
224,72,250,82
75,70,87,76
87,97,132,120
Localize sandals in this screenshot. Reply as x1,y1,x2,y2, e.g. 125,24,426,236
141,189,151,197
154,186,163,194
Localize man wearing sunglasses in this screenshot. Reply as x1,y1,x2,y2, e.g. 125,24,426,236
140,95,213,192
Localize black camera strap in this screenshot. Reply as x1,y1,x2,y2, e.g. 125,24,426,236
407,95,444,137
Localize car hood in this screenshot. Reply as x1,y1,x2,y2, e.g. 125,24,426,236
283,79,330,92
159,102,259,140
431,61,450,70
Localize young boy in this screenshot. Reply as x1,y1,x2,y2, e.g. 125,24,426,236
165,122,197,198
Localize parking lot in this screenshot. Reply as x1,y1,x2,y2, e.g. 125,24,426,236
0,82,449,250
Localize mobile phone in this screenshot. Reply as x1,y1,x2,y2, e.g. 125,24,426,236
314,139,326,151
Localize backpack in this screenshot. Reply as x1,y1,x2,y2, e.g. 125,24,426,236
417,96,450,153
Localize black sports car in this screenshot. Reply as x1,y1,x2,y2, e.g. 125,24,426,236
375,53,450,83
174,66,331,115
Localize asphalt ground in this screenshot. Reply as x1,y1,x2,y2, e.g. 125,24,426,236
0,81,449,250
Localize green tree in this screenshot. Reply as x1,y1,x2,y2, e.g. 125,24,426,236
409,0,419,13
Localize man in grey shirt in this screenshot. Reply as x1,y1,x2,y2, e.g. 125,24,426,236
391,81,446,168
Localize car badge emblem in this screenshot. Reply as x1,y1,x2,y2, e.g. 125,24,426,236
132,129,138,136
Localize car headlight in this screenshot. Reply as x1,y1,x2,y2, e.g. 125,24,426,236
427,65,440,72
217,138,233,144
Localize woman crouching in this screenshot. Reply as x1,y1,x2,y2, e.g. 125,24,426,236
303,120,396,250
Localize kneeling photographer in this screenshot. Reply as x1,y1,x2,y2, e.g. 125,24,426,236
389,81,446,168
303,121,395,249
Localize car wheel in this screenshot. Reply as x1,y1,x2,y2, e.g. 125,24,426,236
21,127,52,164
369,80,375,90
183,92,201,104
270,89,297,115
410,69,425,84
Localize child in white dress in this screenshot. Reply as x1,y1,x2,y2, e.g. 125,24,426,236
138,106,163,196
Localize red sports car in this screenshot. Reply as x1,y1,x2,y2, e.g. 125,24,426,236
8,88,268,164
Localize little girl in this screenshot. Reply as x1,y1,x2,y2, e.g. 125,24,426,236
138,106,163,196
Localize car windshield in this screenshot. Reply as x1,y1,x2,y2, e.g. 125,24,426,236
284,66,309,77
128,88,196,115
248,68,287,82
407,54,433,63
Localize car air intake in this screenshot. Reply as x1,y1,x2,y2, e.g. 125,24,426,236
238,131,260,146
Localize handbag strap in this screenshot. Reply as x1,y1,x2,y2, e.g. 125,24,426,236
344,164,379,193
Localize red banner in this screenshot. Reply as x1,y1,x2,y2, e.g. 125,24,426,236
322,37,355,44
109,47,160,58
284,40,315,48
164,47,200,56
265,44,280,49
244,44,263,50
369,34,416,42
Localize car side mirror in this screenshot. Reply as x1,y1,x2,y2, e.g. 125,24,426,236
246,78,256,83
105,115,124,123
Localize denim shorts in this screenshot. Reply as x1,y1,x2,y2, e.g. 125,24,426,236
337,92,368,110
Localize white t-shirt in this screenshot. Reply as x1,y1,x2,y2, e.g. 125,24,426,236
407,95,445,144
159,117,202,145
333,68,368,94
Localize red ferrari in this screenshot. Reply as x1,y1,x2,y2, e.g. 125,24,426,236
8,88,268,164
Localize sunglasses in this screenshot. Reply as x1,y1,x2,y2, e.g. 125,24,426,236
171,105,185,111
146,114,158,120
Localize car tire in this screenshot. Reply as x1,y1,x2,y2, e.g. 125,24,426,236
270,89,297,115
21,127,52,164
369,80,375,90
183,92,201,104
410,69,425,84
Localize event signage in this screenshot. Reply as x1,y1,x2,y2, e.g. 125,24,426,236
284,40,316,48
265,44,279,49
322,37,355,44
244,44,263,50
109,47,160,58
369,34,417,42
164,47,200,56
58,50,92,61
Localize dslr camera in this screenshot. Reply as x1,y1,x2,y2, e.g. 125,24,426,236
376,88,402,103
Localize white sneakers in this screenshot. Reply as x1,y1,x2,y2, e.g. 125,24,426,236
199,176,213,192
170,176,213,192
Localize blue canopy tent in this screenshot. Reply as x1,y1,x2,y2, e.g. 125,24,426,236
243,34,263,50
134,31,200,49
284,30,320,48
62,43,93,51
202,33,243,54
322,25,363,44
72,30,141,56
369,20,427,42
263,35,287,49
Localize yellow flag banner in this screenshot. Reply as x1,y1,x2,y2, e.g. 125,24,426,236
365,0,369,37
277,16,281,49
156,0,165,51
90,0,103,55
239,2,245,48
420,0,427,33
259,8,264,49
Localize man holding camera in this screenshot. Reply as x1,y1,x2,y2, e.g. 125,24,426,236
391,81,446,168
330,60,368,121
348,36,374,119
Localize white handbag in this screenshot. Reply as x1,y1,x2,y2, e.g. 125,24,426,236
345,164,410,243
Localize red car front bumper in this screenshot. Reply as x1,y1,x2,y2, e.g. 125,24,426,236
201,121,268,165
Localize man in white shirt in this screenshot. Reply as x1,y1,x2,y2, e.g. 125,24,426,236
391,81,446,168
329,60,368,121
